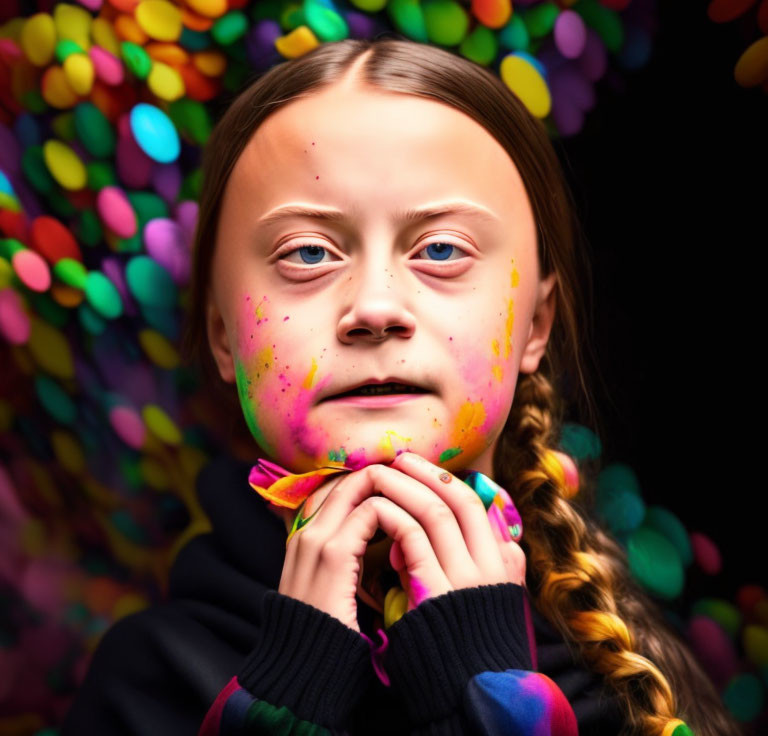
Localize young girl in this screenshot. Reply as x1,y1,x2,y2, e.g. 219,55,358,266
61,37,740,736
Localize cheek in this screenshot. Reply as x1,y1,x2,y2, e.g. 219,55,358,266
232,294,335,461
438,293,519,462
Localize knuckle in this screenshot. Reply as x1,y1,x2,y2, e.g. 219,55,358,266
426,502,454,526
295,528,322,553
366,463,389,481
463,486,483,506
400,524,423,546
365,463,394,491
320,539,345,565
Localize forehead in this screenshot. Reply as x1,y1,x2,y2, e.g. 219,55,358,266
224,84,532,224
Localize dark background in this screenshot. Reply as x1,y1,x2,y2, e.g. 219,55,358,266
559,3,764,594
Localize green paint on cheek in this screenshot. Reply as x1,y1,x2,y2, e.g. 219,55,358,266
439,447,463,462
328,447,348,463
234,357,273,454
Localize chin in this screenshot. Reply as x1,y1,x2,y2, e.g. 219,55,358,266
313,441,417,471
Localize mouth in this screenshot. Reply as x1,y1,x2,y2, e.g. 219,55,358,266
320,380,432,407
325,381,430,401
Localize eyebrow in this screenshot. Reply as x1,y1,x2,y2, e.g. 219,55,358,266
256,200,501,228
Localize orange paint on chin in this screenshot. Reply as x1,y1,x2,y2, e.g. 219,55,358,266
445,400,487,466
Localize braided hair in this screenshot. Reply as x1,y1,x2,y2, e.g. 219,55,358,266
494,369,741,736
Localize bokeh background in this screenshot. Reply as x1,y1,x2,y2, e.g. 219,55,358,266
1,0,766,734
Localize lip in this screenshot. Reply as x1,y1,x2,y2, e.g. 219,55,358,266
321,393,429,408
320,376,431,403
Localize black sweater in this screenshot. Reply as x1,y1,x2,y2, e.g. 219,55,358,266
60,452,625,735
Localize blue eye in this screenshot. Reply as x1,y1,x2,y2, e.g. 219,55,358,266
414,242,467,261
279,240,468,265
292,244,328,264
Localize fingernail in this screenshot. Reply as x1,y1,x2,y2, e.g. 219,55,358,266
502,501,523,530
497,486,514,507
488,504,512,542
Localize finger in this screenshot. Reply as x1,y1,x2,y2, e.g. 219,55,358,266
366,464,479,584
285,481,388,601
374,497,452,606
344,496,451,606
286,472,351,546
390,452,504,577
295,464,476,582
282,476,340,583
389,538,404,572
488,504,527,586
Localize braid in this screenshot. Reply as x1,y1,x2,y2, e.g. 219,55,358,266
494,370,740,736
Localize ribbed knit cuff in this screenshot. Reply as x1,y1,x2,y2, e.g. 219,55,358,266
385,582,534,725
237,590,374,729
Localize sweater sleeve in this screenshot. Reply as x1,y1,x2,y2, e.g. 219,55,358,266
382,583,581,736
198,590,373,735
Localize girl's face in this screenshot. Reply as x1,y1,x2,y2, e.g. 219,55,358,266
207,81,557,477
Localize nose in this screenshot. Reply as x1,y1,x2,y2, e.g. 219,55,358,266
336,261,416,344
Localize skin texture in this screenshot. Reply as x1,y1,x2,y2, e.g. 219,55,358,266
206,77,557,485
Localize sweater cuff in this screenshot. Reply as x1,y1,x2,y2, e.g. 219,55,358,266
385,582,534,725
237,590,374,729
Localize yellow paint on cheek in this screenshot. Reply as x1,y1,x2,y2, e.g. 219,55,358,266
254,296,267,322
254,345,274,377
301,357,319,390
503,297,515,360
489,261,519,382
378,429,412,461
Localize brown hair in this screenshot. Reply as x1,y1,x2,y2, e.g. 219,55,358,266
180,36,740,736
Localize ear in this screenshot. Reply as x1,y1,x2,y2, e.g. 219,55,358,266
206,292,236,384
518,271,557,375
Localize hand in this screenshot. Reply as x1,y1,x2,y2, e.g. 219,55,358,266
384,452,526,609
276,467,408,631
277,453,526,630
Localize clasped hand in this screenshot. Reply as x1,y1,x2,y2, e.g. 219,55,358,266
277,451,527,632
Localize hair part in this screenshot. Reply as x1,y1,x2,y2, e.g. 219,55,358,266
180,36,740,735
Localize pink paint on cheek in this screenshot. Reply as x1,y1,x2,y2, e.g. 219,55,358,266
408,575,431,607
454,351,509,436
277,367,336,459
